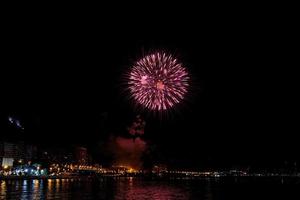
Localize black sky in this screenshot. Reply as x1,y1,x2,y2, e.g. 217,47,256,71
1,11,298,168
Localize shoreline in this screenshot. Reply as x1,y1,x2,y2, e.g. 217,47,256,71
1,174,299,181
0,175,85,180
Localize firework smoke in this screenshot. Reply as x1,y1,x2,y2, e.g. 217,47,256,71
128,52,189,111
114,137,146,169
106,116,147,169
127,115,146,137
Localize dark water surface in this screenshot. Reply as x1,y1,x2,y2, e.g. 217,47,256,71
1,177,299,199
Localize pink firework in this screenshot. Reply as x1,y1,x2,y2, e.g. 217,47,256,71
128,52,189,111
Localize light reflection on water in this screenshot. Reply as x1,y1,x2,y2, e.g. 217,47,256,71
0,178,194,200
0,177,299,200
114,179,189,200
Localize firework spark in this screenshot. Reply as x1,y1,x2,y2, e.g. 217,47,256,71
128,52,189,111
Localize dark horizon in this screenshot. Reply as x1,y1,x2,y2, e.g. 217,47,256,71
1,15,298,169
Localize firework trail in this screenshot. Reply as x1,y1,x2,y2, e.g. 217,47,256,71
128,52,189,111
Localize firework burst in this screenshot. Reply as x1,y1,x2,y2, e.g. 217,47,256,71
128,52,189,111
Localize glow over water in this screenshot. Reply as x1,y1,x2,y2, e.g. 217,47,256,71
0,177,299,200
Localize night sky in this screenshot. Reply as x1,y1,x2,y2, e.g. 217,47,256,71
1,12,298,169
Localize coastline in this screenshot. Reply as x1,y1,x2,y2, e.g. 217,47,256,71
1,174,300,181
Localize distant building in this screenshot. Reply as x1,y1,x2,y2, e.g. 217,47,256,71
0,142,23,167
2,158,14,168
25,145,38,161
3,142,17,159
3,142,25,160
0,142,3,157
0,142,3,167
38,147,74,164
75,147,88,165
0,141,38,167
152,164,168,174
